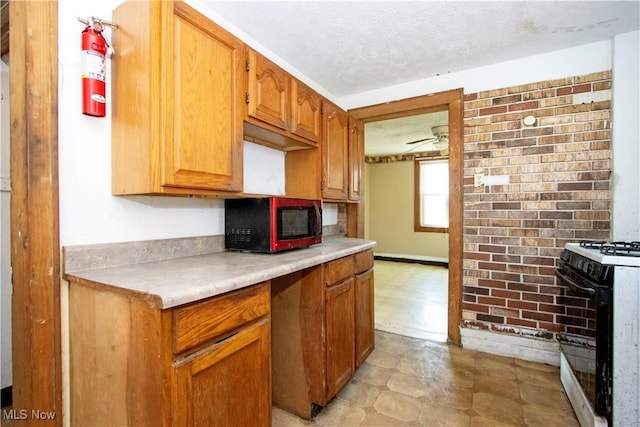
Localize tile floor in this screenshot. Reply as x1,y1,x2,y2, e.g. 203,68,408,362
374,260,448,342
273,330,579,426
273,260,579,426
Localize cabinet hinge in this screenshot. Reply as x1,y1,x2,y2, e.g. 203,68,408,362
245,92,250,104
246,59,250,72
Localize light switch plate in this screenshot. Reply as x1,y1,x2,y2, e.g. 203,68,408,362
473,173,484,187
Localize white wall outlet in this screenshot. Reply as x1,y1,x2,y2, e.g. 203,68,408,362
474,173,484,187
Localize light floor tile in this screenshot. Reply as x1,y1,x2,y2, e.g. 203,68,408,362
273,331,579,427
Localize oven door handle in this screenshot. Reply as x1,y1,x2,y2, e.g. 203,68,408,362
556,268,596,296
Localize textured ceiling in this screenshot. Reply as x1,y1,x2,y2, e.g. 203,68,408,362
202,1,640,99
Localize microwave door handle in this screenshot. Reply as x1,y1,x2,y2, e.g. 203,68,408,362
311,205,321,235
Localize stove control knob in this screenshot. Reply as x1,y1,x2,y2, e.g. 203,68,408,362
582,261,593,275
560,250,570,262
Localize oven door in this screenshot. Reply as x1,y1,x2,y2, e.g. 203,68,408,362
555,262,613,424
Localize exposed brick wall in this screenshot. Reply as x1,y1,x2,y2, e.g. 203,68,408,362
462,71,612,339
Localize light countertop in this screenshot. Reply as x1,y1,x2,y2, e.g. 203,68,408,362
64,236,375,309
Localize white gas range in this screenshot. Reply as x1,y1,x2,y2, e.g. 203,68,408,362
559,241,640,427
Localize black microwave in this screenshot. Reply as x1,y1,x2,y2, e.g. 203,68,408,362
225,197,322,253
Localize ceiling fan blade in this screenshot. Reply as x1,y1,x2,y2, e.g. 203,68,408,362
405,137,437,145
403,140,436,153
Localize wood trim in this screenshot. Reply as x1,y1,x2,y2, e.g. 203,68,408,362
348,89,464,345
9,1,61,423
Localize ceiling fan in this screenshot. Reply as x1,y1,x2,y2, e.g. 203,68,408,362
405,125,449,151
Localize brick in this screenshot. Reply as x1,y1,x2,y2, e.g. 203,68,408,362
522,88,556,100
556,104,593,115
508,264,538,274
478,296,507,306
539,134,572,145
508,300,538,311
478,244,506,254
539,96,574,107
574,130,611,141
492,272,522,282
478,262,507,271
462,302,490,314
522,310,554,322
509,101,540,111
524,256,556,266
492,254,522,263
507,318,538,328
522,292,554,303
509,229,540,238
479,106,508,116
540,211,573,220
523,146,554,156
478,279,507,289
508,138,538,148
464,93,478,101
493,94,522,105
478,88,507,99
490,307,520,318
490,237,521,246
463,285,491,295
477,313,505,324
492,202,522,210
558,182,593,191
556,83,592,96
574,71,611,83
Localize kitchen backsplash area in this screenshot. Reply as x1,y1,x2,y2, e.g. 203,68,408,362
462,70,612,339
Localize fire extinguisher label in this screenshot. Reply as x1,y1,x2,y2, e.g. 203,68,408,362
91,94,106,104
82,50,106,82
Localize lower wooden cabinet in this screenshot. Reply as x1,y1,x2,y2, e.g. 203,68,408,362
270,250,375,419
69,281,271,427
172,318,271,427
325,277,355,399
355,268,375,367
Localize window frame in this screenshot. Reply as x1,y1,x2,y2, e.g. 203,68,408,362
414,158,449,233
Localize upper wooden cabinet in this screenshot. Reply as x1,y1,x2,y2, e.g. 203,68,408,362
246,49,289,130
348,116,364,201
111,1,244,196
245,48,321,149
322,100,350,201
291,79,322,142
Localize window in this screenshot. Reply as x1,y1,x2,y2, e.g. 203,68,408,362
414,159,449,232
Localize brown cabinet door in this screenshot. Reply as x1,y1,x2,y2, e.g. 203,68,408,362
163,2,244,192
246,49,289,130
355,269,375,367
322,100,349,201
291,79,322,143
172,318,271,427
325,277,355,399
348,116,364,201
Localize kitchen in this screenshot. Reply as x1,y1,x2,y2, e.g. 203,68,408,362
2,1,639,426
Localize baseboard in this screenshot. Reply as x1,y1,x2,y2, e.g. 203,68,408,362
1,386,11,408
460,327,560,366
374,253,448,268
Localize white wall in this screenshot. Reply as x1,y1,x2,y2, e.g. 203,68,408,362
366,161,449,261
1,58,12,390
338,40,612,109
611,30,640,427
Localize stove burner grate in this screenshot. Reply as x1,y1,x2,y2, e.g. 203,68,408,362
600,241,640,257
579,240,640,257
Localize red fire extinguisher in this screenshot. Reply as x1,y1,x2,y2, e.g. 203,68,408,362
79,17,116,117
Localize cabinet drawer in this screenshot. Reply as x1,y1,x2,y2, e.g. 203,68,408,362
354,250,373,274
173,281,270,354
325,255,354,286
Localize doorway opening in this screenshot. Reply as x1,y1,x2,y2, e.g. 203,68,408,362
349,89,463,345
